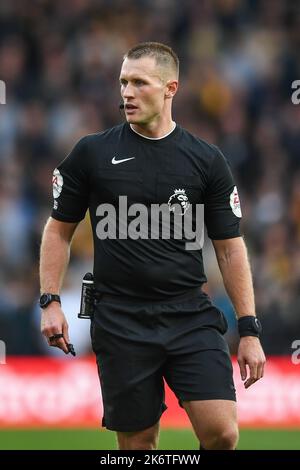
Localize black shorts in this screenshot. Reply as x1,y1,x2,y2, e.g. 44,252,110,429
90,289,236,432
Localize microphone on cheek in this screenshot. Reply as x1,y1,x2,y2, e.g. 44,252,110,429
119,102,125,110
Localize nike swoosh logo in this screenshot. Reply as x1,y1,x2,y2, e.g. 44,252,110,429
112,156,135,165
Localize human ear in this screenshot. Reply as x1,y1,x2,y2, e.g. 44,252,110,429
165,80,178,98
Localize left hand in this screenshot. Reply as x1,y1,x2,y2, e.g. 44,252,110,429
237,336,266,389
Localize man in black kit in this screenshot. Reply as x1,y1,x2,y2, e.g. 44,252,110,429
39,42,266,450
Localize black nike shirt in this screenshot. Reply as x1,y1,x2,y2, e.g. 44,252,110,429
51,123,242,300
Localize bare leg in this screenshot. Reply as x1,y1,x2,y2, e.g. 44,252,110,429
183,400,239,450
117,421,160,450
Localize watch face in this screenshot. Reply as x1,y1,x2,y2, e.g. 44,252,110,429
40,294,50,308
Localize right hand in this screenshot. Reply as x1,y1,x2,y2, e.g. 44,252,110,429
41,303,70,354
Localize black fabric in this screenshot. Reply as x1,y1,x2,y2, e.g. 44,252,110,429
51,123,241,300
238,315,262,337
90,291,236,432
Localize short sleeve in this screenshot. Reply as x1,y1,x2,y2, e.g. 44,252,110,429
204,146,242,240
51,136,89,222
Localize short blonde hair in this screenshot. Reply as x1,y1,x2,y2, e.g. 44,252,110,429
124,42,179,79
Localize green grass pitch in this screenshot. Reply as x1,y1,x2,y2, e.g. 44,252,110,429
0,428,299,450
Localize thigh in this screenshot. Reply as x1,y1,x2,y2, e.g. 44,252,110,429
91,320,167,432
182,399,238,442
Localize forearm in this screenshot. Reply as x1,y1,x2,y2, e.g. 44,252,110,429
39,219,71,294
215,238,255,318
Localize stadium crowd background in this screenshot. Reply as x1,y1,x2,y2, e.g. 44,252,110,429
0,0,299,357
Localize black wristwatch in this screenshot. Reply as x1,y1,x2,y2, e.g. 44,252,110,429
39,293,61,309
238,315,262,338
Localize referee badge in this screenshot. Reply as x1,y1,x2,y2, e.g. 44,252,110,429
230,186,242,218
52,168,64,199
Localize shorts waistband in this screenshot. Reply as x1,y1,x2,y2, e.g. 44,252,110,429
93,286,204,305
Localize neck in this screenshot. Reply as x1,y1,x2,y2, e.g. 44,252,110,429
130,116,175,139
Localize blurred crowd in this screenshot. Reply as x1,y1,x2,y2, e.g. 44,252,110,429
0,0,300,356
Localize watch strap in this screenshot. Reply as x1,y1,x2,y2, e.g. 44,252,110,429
40,293,61,309
238,315,262,338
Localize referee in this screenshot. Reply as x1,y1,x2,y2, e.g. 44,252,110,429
39,42,266,450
